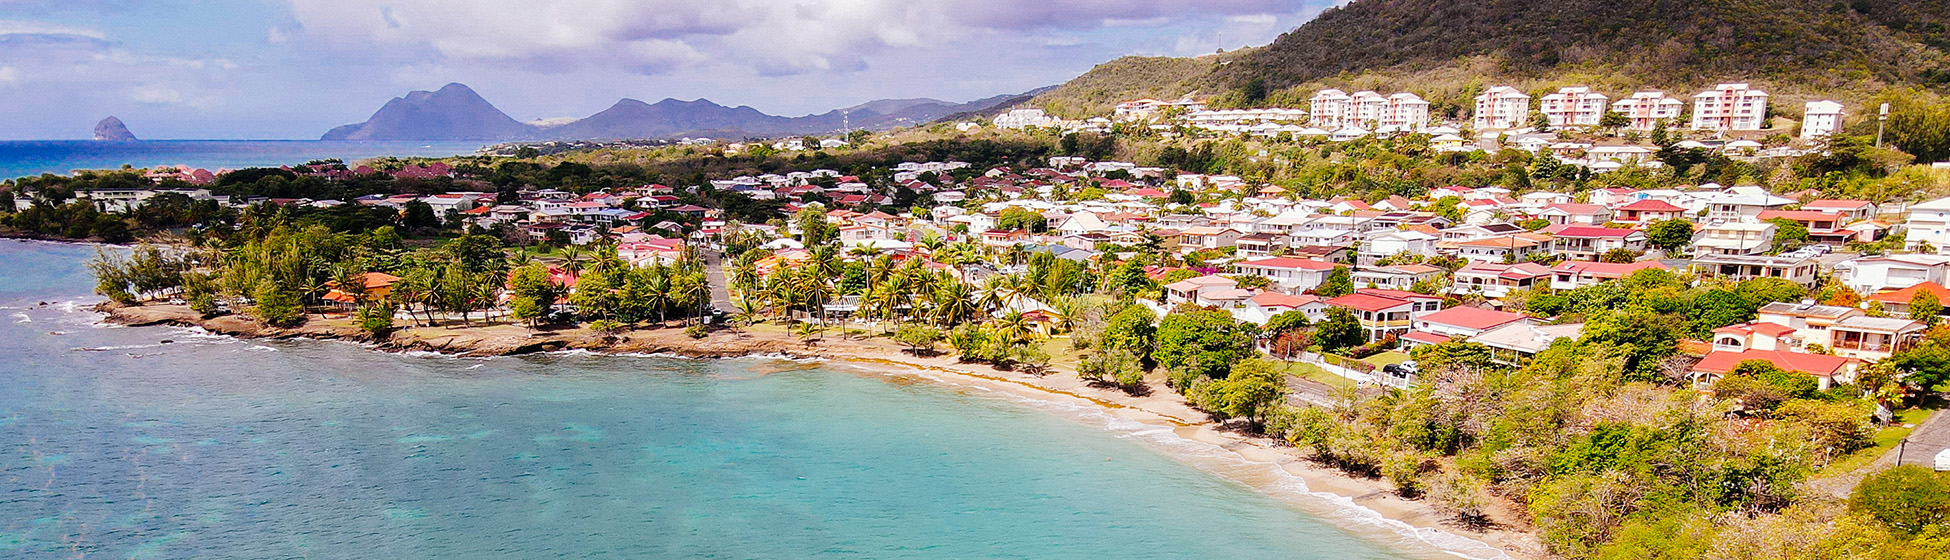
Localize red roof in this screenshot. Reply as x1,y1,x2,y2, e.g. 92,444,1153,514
1870,282,1950,305
1694,349,1857,378
1757,210,1845,222
1712,321,1797,337
1551,260,1668,278
1803,199,1872,210
1250,292,1319,309
1127,187,1169,198
1618,199,1686,212
1552,226,1639,238
1402,331,1454,345
1356,288,1438,301
1327,293,1414,312
1418,306,1527,330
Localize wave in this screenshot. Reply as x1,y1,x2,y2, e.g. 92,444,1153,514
12,313,28,323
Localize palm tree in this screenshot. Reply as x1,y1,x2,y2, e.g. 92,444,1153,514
795,267,833,340
933,281,977,327
559,246,586,276
993,311,1033,345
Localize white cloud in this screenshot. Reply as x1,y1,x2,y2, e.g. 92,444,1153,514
0,65,18,85
0,19,106,39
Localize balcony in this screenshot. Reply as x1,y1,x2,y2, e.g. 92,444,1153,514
1361,319,1412,328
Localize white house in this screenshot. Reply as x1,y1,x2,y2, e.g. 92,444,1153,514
1235,257,1341,294
1691,83,1769,131
1833,254,1950,294
1539,87,1609,128
995,108,1058,129
1905,196,1950,254
1474,86,1532,130
1360,230,1439,265
1802,100,1845,140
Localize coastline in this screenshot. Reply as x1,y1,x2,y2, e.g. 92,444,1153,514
97,301,1548,560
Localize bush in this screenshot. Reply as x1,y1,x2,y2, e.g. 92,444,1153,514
684,325,707,339
588,319,626,334
356,301,396,337
1851,466,1950,535
250,280,303,327
894,324,944,354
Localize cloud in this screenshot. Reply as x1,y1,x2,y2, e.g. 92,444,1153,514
277,0,1321,77
0,19,106,38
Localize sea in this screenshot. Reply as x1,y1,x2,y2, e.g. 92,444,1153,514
0,239,1478,559
0,141,491,181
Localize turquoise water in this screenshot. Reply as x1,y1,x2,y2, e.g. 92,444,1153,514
0,240,1427,559
0,141,488,180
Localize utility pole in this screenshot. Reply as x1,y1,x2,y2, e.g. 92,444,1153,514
1876,103,1889,148
1898,436,1909,465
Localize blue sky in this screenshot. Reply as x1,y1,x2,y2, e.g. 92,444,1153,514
0,0,1340,139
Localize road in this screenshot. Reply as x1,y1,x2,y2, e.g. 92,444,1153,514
700,248,737,314
1898,408,1950,469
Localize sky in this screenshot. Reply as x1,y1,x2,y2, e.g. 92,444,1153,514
0,0,1342,140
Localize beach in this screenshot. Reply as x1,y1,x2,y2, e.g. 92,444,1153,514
97,301,1548,560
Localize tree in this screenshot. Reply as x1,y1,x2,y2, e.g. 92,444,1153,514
1645,220,1694,254
793,207,835,245
1599,110,1629,130
1913,291,1943,327
997,207,1048,232
1097,305,1157,363
1079,347,1146,392
1851,466,1950,535
251,279,304,327
1317,266,1354,297
507,263,562,328
1735,278,1807,306
1155,308,1258,385
1312,307,1365,352
402,200,440,230
895,324,944,355
1189,359,1286,423
357,301,397,337
1599,248,1639,263
1264,310,1312,337
1765,218,1810,251
1688,289,1755,336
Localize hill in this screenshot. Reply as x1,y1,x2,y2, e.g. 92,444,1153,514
324,85,1035,141
1034,0,1950,117
322,83,532,141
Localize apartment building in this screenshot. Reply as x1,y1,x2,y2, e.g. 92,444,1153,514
1802,100,1844,140
1610,91,1685,131
1309,89,1354,129
1539,87,1610,128
1383,93,1431,131
1474,86,1532,130
1691,83,1769,131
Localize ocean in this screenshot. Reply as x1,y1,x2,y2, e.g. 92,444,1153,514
0,240,1448,559
0,141,490,181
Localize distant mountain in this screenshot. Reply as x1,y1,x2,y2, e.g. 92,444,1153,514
93,116,137,141
1034,0,1950,116
322,84,1038,141
321,83,532,141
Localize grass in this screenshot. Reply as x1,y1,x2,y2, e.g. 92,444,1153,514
1817,408,1935,477
1361,351,1412,367
1283,360,1358,391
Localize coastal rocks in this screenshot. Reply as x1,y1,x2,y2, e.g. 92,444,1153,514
94,117,138,141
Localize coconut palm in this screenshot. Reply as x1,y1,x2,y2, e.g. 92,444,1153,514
932,281,977,326
993,311,1033,345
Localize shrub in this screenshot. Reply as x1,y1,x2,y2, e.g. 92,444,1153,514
684,325,707,339
1851,466,1950,535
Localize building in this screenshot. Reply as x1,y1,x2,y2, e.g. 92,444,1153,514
1691,254,1819,287
1613,199,1688,225
1906,196,1950,254
1309,89,1355,129
1324,289,1443,343
1549,226,1647,261
1474,86,1532,130
1691,222,1776,256
1691,83,1769,131
1452,235,1549,263
1470,322,1585,365
1868,282,1950,318
1412,306,1530,339
1610,91,1685,131
1234,257,1342,294
1757,209,1851,244
1802,100,1845,140
1699,186,1794,224
1352,264,1444,291
1359,230,1439,265
1802,199,1877,222
1383,93,1431,131
1835,254,1950,294
1451,262,1553,298
1550,260,1668,291
1539,87,1610,128
1163,275,1239,306
994,108,1058,129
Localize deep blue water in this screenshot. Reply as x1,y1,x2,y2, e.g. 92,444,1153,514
0,141,488,180
0,240,1438,559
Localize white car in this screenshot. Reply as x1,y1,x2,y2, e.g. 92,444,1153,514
1935,448,1950,472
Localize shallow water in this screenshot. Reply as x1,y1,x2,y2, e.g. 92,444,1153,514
0,140,487,180
0,240,1425,559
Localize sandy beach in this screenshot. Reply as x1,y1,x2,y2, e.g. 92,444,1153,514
98,302,1549,560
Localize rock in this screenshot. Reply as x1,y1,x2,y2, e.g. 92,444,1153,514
94,117,138,141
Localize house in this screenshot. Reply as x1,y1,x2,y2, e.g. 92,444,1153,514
1178,227,1244,252
1611,91,1685,131
1801,101,1845,140
321,272,403,307
1691,254,1819,287
1758,209,1851,244
1164,275,1239,306
1588,188,1641,208
1452,235,1548,263
1613,199,1688,225
1905,196,1950,254
1310,89,1355,129
1691,349,1857,390
1234,257,1341,294
1699,187,1794,224
1549,226,1647,261
1691,83,1769,131
1474,86,1532,130
1691,222,1776,256
1470,322,1586,365
1834,254,1950,294
1360,230,1439,265
1550,260,1669,291
1234,233,1284,257
1451,262,1553,298
1801,199,1877,222
1539,203,1612,226
1413,306,1530,339
1237,292,1330,325
1383,92,1431,131
1352,264,1443,291
1056,212,1108,236
1867,282,1950,317
1325,293,1415,342
1539,87,1610,128
1827,316,1927,361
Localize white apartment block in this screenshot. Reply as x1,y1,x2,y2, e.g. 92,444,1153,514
1310,89,1354,129
1908,196,1950,254
1474,86,1531,130
1539,87,1609,128
994,108,1057,129
1691,83,1769,131
1611,91,1685,131
1383,93,1431,131
1349,91,1388,128
1802,100,1845,140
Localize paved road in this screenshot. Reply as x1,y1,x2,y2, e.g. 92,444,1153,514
700,248,737,314
1898,408,1950,469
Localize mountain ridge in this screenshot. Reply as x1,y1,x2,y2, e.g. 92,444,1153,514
323,84,1035,141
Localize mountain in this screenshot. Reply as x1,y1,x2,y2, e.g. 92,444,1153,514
322,83,532,141
93,116,137,141
1035,0,1950,116
324,84,1037,141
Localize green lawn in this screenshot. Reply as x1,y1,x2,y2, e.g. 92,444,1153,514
1284,360,1357,390
1361,351,1412,367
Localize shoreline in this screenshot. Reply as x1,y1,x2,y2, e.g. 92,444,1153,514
96,302,1547,560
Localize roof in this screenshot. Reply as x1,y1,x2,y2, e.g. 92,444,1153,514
1457,236,1540,249
1870,282,1950,305
1617,199,1686,212
1803,199,1873,210
1402,331,1454,345
1552,226,1641,238
1358,288,1438,301
1470,322,1585,353
1693,349,1856,378
1757,210,1846,222
1551,260,1668,278
1326,293,1414,312
1456,262,1554,279
1238,257,1340,271
1250,292,1319,309
1831,315,1926,333
1418,306,1528,330
1712,321,1797,338
1758,301,1857,319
